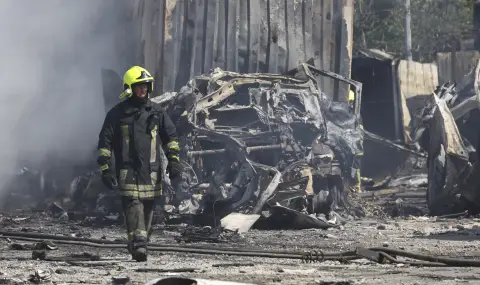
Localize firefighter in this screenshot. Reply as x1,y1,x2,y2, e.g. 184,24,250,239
348,89,362,191
97,66,182,262
348,89,355,111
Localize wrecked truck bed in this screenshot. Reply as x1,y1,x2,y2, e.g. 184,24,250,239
151,63,365,230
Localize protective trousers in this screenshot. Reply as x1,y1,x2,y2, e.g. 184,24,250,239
122,197,155,251
351,154,362,192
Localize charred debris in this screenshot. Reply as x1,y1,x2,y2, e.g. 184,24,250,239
411,59,480,216
152,63,365,231
2,62,438,231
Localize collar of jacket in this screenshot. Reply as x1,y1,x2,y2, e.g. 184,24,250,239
126,96,152,108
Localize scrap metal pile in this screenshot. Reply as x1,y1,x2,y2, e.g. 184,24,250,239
150,63,364,231
410,60,480,216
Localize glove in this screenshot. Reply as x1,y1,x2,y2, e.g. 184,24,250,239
167,160,183,181
101,169,118,190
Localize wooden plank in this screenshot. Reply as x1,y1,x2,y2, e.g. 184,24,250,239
142,0,156,73
213,0,227,70
174,0,195,90
226,0,238,71
312,0,324,90
267,0,279,73
285,0,296,69
203,0,217,72
192,0,206,76
303,0,314,63
155,0,166,93
238,0,250,73
162,0,184,92
332,0,348,101
274,0,287,73
257,0,269,72
293,0,304,67
248,0,261,73
321,0,334,97
436,53,449,84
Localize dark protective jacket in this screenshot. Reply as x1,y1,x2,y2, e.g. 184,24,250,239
97,98,180,199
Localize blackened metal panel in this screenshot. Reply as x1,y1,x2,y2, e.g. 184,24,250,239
135,0,353,96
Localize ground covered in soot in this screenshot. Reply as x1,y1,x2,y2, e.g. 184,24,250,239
2,213,480,285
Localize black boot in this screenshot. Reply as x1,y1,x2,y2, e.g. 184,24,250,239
131,247,147,262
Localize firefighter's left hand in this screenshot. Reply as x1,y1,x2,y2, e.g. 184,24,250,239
167,160,183,181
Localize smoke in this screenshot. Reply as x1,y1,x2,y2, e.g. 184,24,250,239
0,0,132,192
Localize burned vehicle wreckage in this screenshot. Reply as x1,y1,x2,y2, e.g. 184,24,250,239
411,60,480,216
152,64,364,230
3,63,365,230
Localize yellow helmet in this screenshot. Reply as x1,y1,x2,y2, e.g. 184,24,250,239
120,66,154,99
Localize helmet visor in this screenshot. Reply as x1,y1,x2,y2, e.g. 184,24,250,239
132,83,149,89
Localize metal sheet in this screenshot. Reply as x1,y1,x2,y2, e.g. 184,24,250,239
130,0,353,100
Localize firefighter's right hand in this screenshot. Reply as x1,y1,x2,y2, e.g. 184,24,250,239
101,170,118,190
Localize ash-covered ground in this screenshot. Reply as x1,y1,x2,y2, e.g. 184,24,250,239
2,212,480,285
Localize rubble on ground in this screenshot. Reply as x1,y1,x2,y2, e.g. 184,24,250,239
143,277,258,285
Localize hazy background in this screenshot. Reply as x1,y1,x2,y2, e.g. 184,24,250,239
0,0,134,193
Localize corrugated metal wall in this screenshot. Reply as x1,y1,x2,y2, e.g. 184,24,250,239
437,51,480,85
131,0,354,100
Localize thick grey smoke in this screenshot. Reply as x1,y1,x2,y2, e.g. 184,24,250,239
0,0,133,192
